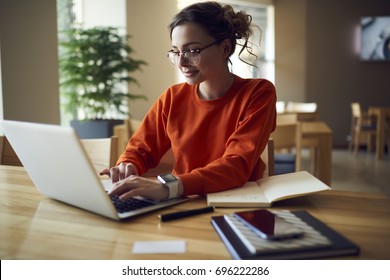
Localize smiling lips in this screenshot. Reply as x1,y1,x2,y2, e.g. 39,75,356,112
181,68,199,77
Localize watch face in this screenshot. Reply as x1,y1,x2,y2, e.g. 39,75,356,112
159,173,177,183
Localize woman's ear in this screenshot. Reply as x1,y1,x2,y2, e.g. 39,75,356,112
222,39,232,58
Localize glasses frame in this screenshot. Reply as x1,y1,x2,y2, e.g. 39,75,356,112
166,40,221,66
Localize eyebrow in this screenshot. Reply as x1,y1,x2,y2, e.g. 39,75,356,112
171,41,203,49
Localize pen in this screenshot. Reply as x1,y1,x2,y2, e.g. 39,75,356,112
159,206,214,222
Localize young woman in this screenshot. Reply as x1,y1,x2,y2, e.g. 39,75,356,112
101,1,276,201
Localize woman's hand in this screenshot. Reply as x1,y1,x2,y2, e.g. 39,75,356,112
107,175,169,202
100,162,181,201
100,162,138,183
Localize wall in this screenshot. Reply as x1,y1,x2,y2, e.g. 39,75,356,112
0,0,60,126
274,0,307,103
126,0,178,121
0,50,3,121
275,0,390,147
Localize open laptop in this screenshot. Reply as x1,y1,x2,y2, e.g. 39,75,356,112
0,120,188,220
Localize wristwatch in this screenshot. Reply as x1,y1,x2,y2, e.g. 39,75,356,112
157,173,179,199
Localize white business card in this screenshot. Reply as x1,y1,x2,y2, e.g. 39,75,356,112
132,240,186,254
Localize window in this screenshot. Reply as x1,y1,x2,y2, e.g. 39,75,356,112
57,0,126,124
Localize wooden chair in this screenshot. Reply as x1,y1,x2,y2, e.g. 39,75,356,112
260,139,275,177
113,119,131,154
0,136,23,166
270,116,302,174
113,118,143,154
349,102,377,155
81,136,119,173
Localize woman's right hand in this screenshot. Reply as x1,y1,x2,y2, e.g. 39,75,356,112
99,162,139,183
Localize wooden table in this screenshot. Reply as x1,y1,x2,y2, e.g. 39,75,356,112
368,107,390,160
278,111,319,122
1,165,390,260
301,122,332,186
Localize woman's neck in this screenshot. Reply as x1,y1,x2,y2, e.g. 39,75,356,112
198,71,235,100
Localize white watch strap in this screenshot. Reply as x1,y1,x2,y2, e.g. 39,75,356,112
158,174,179,199
165,180,179,199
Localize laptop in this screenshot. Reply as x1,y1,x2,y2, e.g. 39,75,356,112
0,120,188,220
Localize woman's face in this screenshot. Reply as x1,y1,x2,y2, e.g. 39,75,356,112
170,23,228,85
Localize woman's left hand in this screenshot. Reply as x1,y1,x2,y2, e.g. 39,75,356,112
107,175,169,202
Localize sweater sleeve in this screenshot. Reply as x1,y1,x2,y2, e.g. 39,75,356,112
178,81,276,196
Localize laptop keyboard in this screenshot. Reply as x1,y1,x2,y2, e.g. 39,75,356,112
111,195,155,213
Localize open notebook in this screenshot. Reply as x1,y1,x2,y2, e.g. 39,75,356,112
0,120,188,220
207,171,331,207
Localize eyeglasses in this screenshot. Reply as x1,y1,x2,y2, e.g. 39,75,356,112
166,40,220,66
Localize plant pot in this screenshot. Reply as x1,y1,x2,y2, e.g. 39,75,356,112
71,119,124,139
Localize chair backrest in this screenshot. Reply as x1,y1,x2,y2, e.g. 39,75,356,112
80,136,119,172
113,119,131,154
351,102,376,128
0,136,23,166
286,102,317,113
260,139,275,177
351,102,362,118
113,118,143,154
270,121,302,171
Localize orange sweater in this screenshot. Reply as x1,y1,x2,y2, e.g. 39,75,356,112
117,75,276,196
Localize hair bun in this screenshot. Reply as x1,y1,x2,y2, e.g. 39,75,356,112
222,5,253,40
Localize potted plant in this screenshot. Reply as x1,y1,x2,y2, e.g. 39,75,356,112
59,26,147,138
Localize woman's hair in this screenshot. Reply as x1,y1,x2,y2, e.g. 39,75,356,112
169,1,259,67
